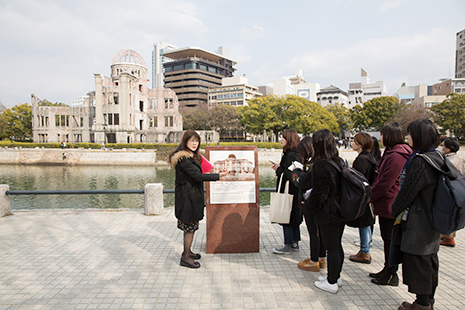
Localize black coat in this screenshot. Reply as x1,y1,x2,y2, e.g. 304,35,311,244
291,161,313,202
347,151,377,228
304,158,345,225
171,150,220,223
276,147,303,228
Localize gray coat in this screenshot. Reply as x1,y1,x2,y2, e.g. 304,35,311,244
391,151,456,255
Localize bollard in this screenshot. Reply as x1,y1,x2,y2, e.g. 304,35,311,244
0,185,12,217
144,183,163,216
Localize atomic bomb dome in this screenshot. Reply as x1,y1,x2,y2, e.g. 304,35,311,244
112,49,146,68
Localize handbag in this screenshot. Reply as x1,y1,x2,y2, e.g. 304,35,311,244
269,174,293,224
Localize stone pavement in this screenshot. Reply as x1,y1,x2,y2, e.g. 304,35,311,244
1,208,464,310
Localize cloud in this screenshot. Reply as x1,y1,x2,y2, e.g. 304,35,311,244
239,24,265,40
379,0,413,12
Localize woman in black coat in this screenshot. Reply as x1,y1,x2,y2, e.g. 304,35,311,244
271,129,303,254
392,119,448,310
348,133,378,264
304,129,345,294
168,130,228,269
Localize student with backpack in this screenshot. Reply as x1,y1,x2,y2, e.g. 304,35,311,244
369,122,412,286
304,129,345,294
391,119,446,310
347,133,378,264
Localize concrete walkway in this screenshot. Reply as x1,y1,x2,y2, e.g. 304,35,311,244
0,208,464,310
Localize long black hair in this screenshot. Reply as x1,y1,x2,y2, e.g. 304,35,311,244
311,129,338,162
297,136,313,168
168,130,202,164
407,118,440,153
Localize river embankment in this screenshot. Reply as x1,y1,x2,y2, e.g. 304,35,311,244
1,147,464,166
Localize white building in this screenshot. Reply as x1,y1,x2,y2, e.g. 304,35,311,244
316,85,349,107
393,83,415,104
152,42,178,89
208,76,263,108
273,69,320,102
456,29,465,78
71,95,91,107
348,68,388,107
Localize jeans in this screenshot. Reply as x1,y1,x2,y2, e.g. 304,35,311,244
319,222,345,285
359,226,372,254
283,226,300,245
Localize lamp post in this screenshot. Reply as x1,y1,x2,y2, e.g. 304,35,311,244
102,124,107,147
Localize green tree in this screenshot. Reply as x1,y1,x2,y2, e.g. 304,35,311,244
0,103,32,140
350,96,402,131
431,93,465,138
39,99,69,107
325,103,352,137
238,96,285,136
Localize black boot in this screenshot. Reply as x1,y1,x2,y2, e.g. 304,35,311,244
369,267,387,279
371,272,399,286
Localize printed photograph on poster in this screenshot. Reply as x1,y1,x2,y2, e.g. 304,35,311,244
208,150,256,204
209,150,255,181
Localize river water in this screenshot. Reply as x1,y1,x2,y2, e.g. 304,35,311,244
1,165,277,210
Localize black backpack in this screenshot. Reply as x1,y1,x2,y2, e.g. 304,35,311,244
329,159,371,220
417,151,465,234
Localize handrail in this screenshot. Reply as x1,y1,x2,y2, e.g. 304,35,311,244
5,188,277,195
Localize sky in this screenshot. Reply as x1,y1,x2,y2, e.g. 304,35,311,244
0,0,464,108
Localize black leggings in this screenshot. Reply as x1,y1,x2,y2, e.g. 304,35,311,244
378,216,398,274
319,222,345,284
303,208,326,262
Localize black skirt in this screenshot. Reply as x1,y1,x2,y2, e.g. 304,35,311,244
402,252,439,295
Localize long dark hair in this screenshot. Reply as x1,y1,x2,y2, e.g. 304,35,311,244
282,129,300,152
168,130,202,164
370,136,381,162
407,118,440,153
311,129,339,162
297,136,313,167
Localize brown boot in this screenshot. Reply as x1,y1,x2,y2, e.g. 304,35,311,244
349,251,372,264
440,238,455,247
398,301,432,310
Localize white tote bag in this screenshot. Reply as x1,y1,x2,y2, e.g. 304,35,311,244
269,174,293,224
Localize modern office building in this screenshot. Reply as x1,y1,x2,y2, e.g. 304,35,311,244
393,83,415,104
451,77,465,94
32,49,183,144
316,85,349,107
208,76,263,108
273,69,320,102
162,46,237,110
456,29,465,78
348,68,388,107
152,42,178,89
258,86,273,96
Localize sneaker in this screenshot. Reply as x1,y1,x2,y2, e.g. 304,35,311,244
273,245,292,254
318,258,326,269
297,259,319,272
292,242,299,251
318,275,342,287
314,279,338,294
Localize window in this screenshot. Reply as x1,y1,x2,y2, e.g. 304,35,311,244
200,64,207,71
165,116,173,127
139,120,143,130
185,63,197,70
165,66,172,72
114,114,119,125
115,82,118,86
150,117,158,127
114,96,119,105
108,113,113,125
80,117,84,127
208,67,216,73
139,85,142,92
173,64,183,71
165,99,173,109
139,101,144,112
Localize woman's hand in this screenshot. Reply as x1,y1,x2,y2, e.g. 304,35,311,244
272,164,279,171
219,169,229,179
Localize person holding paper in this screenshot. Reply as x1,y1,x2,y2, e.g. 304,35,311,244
271,129,302,254
168,130,228,269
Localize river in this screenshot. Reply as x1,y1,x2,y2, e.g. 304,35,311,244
0,165,277,210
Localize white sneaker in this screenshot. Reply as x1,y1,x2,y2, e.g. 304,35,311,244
315,279,338,294
318,275,342,287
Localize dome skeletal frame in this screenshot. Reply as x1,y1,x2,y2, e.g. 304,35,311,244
112,49,147,68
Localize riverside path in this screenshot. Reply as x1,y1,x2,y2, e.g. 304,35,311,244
0,207,464,310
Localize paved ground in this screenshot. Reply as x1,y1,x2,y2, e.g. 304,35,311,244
1,207,464,310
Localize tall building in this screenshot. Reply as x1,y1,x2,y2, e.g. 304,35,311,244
208,76,263,108
152,42,178,89
162,46,237,110
32,49,183,144
348,68,388,107
456,29,465,78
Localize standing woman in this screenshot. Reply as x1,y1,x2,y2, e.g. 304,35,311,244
439,137,464,247
304,129,345,294
369,122,412,286
272,129,302,254
348,133,378,264
392,118,447,310
168,130,228,269
291,137,326,271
